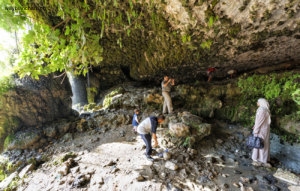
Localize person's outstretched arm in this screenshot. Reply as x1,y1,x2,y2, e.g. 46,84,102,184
152,133,158,147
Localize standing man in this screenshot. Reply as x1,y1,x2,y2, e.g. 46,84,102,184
137,115,165,161
161,75,175,114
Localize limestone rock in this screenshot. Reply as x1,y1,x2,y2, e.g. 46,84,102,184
273,168,300,185
165,161,178,170
288,185,300,191
0,172,18,190
169,122,190,137
163,152,172,160
18,164,35,179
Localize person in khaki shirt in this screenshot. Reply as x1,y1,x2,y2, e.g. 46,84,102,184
137,115,165,161
161,75,175,114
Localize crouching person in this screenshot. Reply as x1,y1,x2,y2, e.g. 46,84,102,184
137,115,165,161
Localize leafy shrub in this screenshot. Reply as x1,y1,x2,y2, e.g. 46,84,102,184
0,76,15,96
292,89,300,106
237,72,300,116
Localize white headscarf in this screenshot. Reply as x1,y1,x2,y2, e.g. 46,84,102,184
258,98,269,110
257,98,271,124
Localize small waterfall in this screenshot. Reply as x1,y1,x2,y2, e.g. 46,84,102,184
67,72,88,112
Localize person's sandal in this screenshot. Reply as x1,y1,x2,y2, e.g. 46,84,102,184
252,161,262,166
263,163,272,168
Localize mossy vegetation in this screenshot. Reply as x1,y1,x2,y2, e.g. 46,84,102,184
0,169,5,181
61,152,78,162
87,87,98,104
103,87,125,108
183,136,192,148
236,72,300,141
200,40,213,50
228,23,241,38
0,76,15,96
3,134,15,150
292,89,300,106
237,72,300,104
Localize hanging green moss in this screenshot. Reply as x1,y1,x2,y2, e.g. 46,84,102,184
103,87,125,108
87,87,98,104
237,72,300,117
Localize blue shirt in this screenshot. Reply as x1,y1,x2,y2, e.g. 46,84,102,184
132,113,139,126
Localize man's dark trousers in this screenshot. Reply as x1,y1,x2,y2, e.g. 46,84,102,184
140,133,152,156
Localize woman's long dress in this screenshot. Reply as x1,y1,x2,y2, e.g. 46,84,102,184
251,107,271,163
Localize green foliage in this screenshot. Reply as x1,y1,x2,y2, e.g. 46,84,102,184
2,0,154,79
237,72,300,116
5,176,20,191
61,152,77,162
0,169,6,181
0,0,181,79
0,0,27,32
6,162,14,172
53,152,78,166
183,136,191,147
0,76,15,96
15,20,103,79
87,87,98,104
200,40,212,50
3,134,15,150
208,16,218,28
217,105,254,126
292,89,300,106
238,72,300,100
181,34,191,43
83,103,97,111
103,87,124,108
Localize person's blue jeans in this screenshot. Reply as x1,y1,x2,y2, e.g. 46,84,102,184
140,133,152,156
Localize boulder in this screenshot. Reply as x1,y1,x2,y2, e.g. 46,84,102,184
169,123,190,137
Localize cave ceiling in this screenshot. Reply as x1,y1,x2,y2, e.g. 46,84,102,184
25,0,300,82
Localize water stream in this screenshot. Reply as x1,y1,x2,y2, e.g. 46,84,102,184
67,72,88,111
270,133,300,174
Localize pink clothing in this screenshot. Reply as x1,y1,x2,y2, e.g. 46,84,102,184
251,107,271,163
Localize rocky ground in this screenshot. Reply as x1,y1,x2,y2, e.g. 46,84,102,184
2,116,297,191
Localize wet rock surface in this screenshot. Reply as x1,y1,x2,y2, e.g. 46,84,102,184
1,116,299,191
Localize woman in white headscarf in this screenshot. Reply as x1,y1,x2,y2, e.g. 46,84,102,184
251,98,272,167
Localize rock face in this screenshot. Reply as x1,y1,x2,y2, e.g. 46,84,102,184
16,0,300,85
5,75,73,127
0,75,73,151
168,111,211,147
